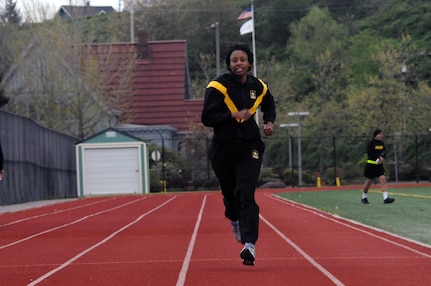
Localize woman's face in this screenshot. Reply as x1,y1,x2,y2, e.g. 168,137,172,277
375,132,384,141
229,50,250,76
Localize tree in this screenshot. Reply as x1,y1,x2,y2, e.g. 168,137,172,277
287,6,349,100
346,37,431,136
257,0,314,59
1,0,22,24
0,0,23,107
285,6,351,176
2,15,136,138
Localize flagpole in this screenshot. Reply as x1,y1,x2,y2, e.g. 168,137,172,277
251,2,257,78
251,2,259,125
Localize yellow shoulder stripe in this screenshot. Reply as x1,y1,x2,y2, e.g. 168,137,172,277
206,79,268,123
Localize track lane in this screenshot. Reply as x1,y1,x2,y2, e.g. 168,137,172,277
257,191,431,285
0,195,177,285
184,193,339,286
28,194,207,286
0,197,117,227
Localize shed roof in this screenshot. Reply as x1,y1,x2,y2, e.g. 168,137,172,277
76,127,145,144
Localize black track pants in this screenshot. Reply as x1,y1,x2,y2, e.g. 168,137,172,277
209,139,264,244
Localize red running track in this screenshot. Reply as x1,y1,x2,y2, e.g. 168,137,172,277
0,190,430,285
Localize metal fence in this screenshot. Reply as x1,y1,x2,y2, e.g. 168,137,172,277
2,107,430,199
147,133,431,191
0,110,78,205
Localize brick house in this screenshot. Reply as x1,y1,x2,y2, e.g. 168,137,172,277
89,30,204,148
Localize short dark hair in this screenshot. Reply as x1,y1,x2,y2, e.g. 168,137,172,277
225,43,253,70
373,129,382,137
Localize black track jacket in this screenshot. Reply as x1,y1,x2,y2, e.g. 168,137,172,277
202,72,276,143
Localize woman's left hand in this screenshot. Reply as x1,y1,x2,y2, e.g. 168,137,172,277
263,122,273,136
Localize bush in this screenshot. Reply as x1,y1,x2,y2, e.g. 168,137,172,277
149,171,163,193
258,167,281,186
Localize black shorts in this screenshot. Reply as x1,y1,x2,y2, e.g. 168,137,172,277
363,163,385,179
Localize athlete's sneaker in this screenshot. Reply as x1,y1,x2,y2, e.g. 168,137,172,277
240,242,256,266
231,221,241,242
361,198,370,204
384,197,395,204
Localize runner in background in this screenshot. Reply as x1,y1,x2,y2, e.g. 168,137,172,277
362,129,395,204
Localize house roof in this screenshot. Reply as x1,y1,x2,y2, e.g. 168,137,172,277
90,33,203,132
58,5,116,20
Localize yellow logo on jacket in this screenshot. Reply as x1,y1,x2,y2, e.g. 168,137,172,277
252,149,259,159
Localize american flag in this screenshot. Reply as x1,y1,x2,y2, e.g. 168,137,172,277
238,7,252,20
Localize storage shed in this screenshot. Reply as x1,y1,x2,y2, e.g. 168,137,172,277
76,128,149,196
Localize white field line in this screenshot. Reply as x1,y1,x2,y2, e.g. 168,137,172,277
27,196,177,286
0,197,147,250
176,195,207,286
268,194,431,258
260,214,345,286
0,197,118,228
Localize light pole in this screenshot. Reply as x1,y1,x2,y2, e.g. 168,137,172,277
401,64,407,134
156,131,166,192
288,112,309,187
280,123,298,169
210,22,220,75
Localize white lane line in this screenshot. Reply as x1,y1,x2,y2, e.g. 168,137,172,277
27,196,177,286
269,194,431,258
0,197,118,228
0,197,147,250
176,195,207,286
260,214,345,286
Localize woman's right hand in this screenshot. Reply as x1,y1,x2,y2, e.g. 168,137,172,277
232,109,252,121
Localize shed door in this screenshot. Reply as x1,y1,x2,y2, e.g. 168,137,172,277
84,147,140,195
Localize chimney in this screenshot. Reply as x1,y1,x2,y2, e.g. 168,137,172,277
137,30,150,59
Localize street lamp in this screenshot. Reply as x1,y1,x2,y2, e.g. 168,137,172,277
209,22,220,75
287,112,309,187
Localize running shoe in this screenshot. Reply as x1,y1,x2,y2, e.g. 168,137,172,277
231,221,241,242
361,198,370,204
384,197,395,204
240,242,256,266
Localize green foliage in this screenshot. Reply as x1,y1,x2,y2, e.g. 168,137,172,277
348,30,382,87
258,167,281,186
256,0,313,58
282,168,315,186
287,6,349,102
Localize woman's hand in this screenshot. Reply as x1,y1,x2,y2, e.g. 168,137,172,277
231,109,252,121
263,121,273,136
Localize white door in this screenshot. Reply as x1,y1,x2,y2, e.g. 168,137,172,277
83,147,140,195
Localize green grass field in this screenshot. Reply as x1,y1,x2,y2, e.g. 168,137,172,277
277,186,431,246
